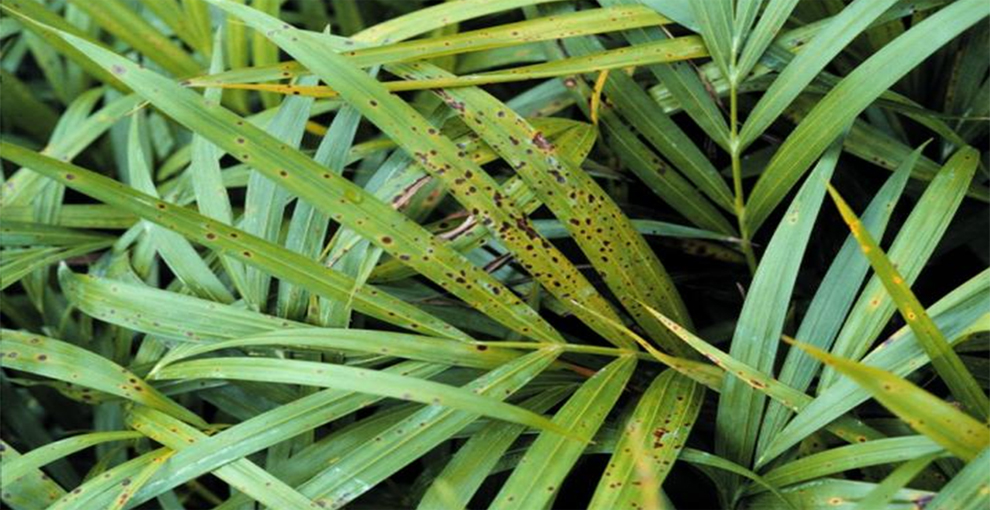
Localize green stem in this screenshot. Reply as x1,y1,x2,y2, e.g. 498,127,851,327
729,78,758,274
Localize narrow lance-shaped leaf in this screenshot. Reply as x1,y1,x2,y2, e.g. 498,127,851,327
827,178,990,419
1,242,112,292
337,119,592,285
204,0,636,346
0,222,112,247
30,20,562,344
757,144,918,456
153,328,523,371
856,452,943,510
690,0,733,82
349,5,673,66
677,448,791,506
192,35,709,99
599,67,735,212
925,447,990,510
284,99,364,324
745,478,935,510
786,339,990,462
105,448,174,510
125,407,317,510
717,137,840,470
0,329,206,427
597,0,730,150
821,145,980,390
758,269,990,467
1,442,67,510
589,369,703,510
490,356,637,509
737,0,901,149
353,0,568,43
128,362,444,509
745,0,989,233
152,356,579,439
0,142,471,341
239,73,317,308
734,0,801,83
0,1,127,92
417,387,574,510
46,448,168,510
392,60,693,352
126,113,235,303
646,306,889,450
66,0,201,77
551,32,738,237
3,92,142,208
59,266,307,343
190,28,247,298
757,143,923,455
1,432,143,489
298,348,563,508
750,436,944,495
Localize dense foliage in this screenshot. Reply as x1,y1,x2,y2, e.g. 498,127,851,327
1,0,988,508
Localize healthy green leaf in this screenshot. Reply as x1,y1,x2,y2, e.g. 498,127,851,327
745,0,988,232
490,355,636,509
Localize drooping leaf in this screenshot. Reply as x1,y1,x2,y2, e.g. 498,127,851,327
1,329,206,427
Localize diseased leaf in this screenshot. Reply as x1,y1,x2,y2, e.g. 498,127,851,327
827,171,989,419
0,142,470,340
589,369,703,509
31,20,563,344
787,339,990,461
822,145,980,390
0,329,205,427
760,269,990,466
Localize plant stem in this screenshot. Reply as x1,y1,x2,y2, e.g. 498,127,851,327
729,79,758,274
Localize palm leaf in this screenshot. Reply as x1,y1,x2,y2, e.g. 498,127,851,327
745,0,988,232
490,355,636,509
827,176,989,419
787,339,989,461
589,369,703,509
759,269,989,466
